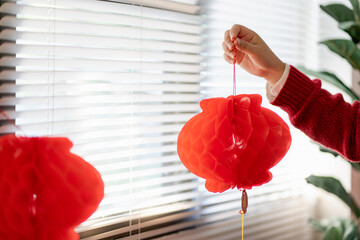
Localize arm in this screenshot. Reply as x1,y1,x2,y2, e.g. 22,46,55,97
223,24,360,162
273,66,360,162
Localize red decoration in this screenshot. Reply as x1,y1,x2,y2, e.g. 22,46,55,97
0,135,104,240
177,94,291,193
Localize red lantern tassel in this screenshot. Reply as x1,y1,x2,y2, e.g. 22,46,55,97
239,190,248,239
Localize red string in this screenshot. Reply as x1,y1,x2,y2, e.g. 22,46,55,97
233,41,236,96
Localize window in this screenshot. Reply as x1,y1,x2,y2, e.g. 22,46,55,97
0,0,203,238
0,0,334,239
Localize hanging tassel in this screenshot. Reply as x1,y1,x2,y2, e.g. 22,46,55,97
239,189,248,240
241,189,248,214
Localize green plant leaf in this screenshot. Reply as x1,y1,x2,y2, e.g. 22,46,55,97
318,145,340,157
324,226,343,240
320,39,360,70
350,0,360,22
297,66,359,101
310,218,360,240
342,219,360,240
320,4,355,22
306,175,360,217
309,218,327,232
339,21,360,43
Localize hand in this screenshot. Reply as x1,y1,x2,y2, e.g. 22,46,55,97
222,24,286,85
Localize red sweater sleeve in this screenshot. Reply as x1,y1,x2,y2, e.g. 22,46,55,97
271,65,360,162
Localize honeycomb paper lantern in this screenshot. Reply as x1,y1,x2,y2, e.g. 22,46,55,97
0,135,104,240
177,94,291,193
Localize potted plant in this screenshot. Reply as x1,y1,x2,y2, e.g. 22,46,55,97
299,0,360,239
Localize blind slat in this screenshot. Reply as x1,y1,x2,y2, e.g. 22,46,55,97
1,16,202,44
1,57,202,73
1,43,202,63
0,70,201,83
1,2,202,33
0,30,202,54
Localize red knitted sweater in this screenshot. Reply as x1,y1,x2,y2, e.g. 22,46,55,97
271,65,360,162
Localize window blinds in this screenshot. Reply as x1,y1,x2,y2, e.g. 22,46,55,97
102,0,200,14
0,0,204,239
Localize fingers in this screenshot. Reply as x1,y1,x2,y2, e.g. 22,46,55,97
223,29,235,63
222,40,234,55
234,37,256,55
230,24,253,40
223,24,257,64
229,24,241,41
224,25,255,52
223,53,234,64
234,38,246,52
223,30,233,50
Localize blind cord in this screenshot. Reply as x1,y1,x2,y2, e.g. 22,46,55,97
51,0,56,136
0,109,23,133
138,1,143,238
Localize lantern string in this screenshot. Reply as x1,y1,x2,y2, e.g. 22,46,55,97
233,41,236,96
240,210,244,240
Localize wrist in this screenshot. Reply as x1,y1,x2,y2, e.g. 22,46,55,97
264,61,286,86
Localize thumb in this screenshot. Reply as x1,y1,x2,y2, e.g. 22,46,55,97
234,38,256,54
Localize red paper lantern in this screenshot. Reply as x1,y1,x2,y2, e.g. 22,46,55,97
177,94,291,193
0,135,104,240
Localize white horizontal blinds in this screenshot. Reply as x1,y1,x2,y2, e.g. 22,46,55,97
158,196,310,240
0,0,203,239
186,0,315,239
202,0,315,98
0,2,16,136
161,171,312,240
105,0,201,14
